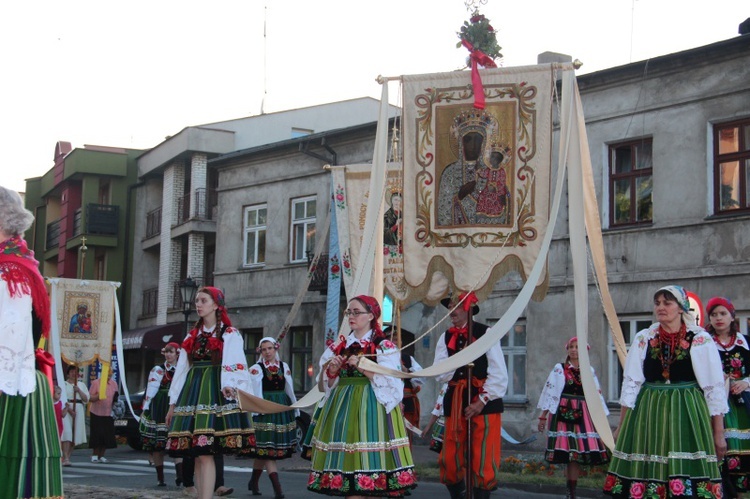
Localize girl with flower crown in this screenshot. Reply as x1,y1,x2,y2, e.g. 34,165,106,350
537,337,610,499
307,295,417,498
139,341,180,487
246,337,299,499
603,285,728,498
165,286,255,499
706,296,750,494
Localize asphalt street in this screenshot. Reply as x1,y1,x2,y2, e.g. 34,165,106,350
61,445,598,498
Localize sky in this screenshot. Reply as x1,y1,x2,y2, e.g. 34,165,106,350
2,0,747,193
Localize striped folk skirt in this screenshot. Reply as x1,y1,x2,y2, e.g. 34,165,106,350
166,361,255,456
429,416,445,454
307,376,417,497
301,398,325,461
544,393,610,465
0,371,63,499
724,396,750,492
139,387,170,452
603,381,723,498
249,390,297,460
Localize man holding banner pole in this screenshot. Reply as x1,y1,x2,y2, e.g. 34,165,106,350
433,292,507,499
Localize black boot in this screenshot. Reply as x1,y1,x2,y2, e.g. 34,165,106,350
268,471,284,499
446,481,466,499
155,465,166,486
566,479,577,499
248,468,263,495
473,488,491,499
175,462,183,487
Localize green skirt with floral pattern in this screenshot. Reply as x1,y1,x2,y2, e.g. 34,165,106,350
307,375,417,497
603,382,722,498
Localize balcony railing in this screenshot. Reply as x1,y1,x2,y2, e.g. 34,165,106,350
45,218,61,250
146,206,162,239
142,287,158,316
176,188,217,225
87,204,119,235
73,204,120,237
307,252,329,292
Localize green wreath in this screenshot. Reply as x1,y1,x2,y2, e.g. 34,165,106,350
457,10,502,62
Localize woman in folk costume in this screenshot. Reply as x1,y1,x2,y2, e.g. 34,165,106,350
537,337,610,499
140,341,180,487
603,285,728,498
307,295,417,498
61,363,89,465
0,185,63,499
247,337,299,499
706,296,750,494
165,286,255,499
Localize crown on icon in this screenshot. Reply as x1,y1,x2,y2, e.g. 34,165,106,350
450,109,499,142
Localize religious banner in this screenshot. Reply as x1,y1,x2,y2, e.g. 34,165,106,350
331,163,411,302
401,64,555,302
50,278,116,366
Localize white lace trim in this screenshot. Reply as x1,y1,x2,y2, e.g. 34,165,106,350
548,430,602,439
612,449,717,464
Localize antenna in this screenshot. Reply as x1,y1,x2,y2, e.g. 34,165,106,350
629,0,637,62
260,2,268,115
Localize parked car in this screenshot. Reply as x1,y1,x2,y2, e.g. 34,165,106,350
114,390,145,450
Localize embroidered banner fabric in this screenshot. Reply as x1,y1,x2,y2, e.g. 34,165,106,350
331,163,413,303
401,65,555,302
50,278,116,366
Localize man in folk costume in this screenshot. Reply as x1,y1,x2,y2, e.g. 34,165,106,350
433,291,507,499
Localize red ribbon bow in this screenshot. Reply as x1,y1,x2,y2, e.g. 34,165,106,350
461,39,497,110
447,326,469,350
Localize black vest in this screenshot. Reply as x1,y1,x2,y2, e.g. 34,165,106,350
443,322,504,416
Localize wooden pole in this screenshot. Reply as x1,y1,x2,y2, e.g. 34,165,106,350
465,312,475,499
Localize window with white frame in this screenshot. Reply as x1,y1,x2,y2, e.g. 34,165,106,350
713,118,750,214
493,319,526,402
243,204,267,267
290,196,316,263
607,317,651,402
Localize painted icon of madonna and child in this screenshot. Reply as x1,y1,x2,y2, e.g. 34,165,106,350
436,109,513,228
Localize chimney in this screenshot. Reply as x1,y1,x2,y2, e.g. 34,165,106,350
537,51,573,64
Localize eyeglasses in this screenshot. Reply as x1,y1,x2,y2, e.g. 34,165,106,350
344,309,369,317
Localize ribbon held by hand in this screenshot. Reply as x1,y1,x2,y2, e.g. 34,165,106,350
462,39,497,110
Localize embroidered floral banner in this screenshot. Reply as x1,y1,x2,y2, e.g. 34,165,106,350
50,278,116,366
331,163,413,303
401,65,554,302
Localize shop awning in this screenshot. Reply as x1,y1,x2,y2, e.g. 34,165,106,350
121,323,185,351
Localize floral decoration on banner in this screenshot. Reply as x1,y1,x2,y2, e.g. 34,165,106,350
341,251,352,277
329,255,341,280
335,185,346,210
457,8,502,110
457,10,502,63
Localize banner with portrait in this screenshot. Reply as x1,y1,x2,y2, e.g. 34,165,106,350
49,278,117,366
331,163,413,303
401,65,555,302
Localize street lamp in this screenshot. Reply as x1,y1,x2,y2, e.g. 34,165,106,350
179,276,198,339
